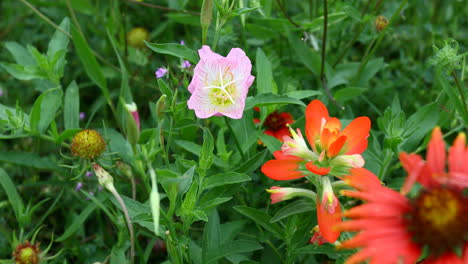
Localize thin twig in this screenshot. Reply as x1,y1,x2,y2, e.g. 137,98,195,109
18,0,71,38
275,0,302,29
65,0,83,35
320,0,343,110
126,0,199,15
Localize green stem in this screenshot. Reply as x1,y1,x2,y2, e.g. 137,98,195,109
107,184,135,263
223,116,246,161
353,0,408,84
451,70,468,121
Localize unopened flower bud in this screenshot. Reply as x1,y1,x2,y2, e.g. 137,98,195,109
92,163,114,190
155,94,167,120
375,16,388,32
124,102,140,145
70,129,106,159
266,186,316,204
13,241,41,264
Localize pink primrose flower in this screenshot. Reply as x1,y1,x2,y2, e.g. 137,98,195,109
187,46,255,119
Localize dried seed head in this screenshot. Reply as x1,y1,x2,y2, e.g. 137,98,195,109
13,241,40,264
375,16,388,32
70,129,106,159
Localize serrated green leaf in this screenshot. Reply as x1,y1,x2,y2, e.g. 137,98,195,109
145,42,199,63
203,172,251,189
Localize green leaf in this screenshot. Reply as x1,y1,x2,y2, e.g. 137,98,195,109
0,168,25,225
56,201,98,241
0,62,42,80
102,129,133,164
64,81,80,130
285,90,323,100
175,140,227,168
205,240,263,264
245,93,305,109
233,206,284,239
0,151,63,172
200,127,214,171
258,134,282,154
270,199,315,223
234,149,268,174
256,48,273,94
71,25,109,102
158,79,173,98
202,210,221,263
204,172,251,189
30,88,63,133
145,42,199,63
333,87,367,102
4,42,36,66
288,32,321,76
436,71,468,125
47,17,70,58
402,103,440,151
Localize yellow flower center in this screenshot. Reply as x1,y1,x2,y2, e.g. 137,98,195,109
407,187,468,256
70,129,107,159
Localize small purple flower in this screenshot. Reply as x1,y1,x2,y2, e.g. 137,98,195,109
0,89,3,97
79,112,86,120
155,67,168,78
86,171,93,178
181,60,191,69
180,40,185,45
86,191,95,200
75,182,83,192
98,185,103,192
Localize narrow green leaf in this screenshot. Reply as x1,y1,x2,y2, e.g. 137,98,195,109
233,206,284,239
202,210,220,263
47,17,70,58
71,25,109,101
259,134,282,154
0,62,42,80
205,240,263,264
234,149,268,174
285,90,323,100
0,151,63,171
56,202,98,241
245,93,306,109
203,172,251,189
200,127,214,171
333,87,367,102
0,168,24,224
145,42,199,63
270,200,315,223
64,81,79,130
256,48,273,94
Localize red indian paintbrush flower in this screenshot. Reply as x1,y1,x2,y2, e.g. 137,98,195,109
260,100,373,243
261,99,370,180
336,127,468,264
